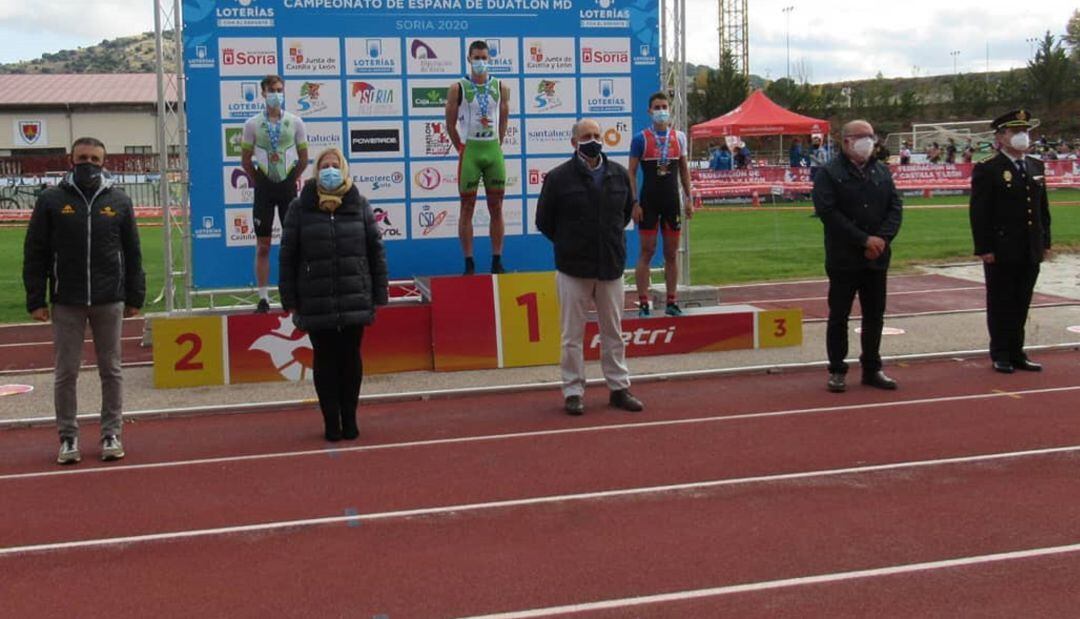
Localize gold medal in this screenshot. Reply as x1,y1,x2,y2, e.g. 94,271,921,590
270,153,281,163
1003,169,1012,182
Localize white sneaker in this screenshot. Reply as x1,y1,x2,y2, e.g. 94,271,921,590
101,435,125,461
57,437,81,465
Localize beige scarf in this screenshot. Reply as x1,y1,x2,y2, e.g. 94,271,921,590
314,148,354,212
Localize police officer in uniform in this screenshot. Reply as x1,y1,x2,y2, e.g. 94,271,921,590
969,109,1052,373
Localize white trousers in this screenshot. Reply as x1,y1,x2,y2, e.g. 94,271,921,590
556,271,630,398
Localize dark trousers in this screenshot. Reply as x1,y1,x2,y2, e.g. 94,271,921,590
826,267,888,375
308,326,365,434
984,262,1040,363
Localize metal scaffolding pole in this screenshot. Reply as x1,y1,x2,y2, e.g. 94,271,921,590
662,0,690,285
153,0,191,313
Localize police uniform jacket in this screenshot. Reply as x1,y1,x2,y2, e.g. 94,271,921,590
969,152,1051,264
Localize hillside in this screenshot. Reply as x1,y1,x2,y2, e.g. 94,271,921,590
0,32,159,74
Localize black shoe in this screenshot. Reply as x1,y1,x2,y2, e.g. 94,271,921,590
609,389,644,412
255,298,270,314
341,413,359,440
323,410,342,442
993,361,1015,374
564,395,584,416
491,256,505,274
463,257,475,276
827,373,846,393
861,371,898,390
1013,358,1043,372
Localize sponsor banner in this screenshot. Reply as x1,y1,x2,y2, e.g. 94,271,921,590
523,77,577,115
215,0,275,28
345,37,402,75
596,116,633,152
579,0,630,28
406,79,452,117
523,37,576,74
224,207,281,247
692,167,813,185
346,79,403,117
523,117,576,155
476,37,519,74
584,310,756,360
526,156,566,195
222,166,255,205
371,202,408,241
188,43,216,70
218,37,278,76
222,124,245,161
406,38,461,76
282,37,340,75
228,313,313,383
193,214,225,241
347,121,404,159
473,197,524,236
13,119,47,147
579,37,631,74
412,201,459,239
408,119,456,158
526,197,539,234
410,160,460,200
219,80,266,119
580,76,632,114
502,118,523,156
350,161,407,200
303,121,347,157
286,79,342,119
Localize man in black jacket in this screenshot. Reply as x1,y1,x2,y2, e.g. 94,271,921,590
969,109,1052,373
23,137,145,465
813,120,903,393
536,119,643,416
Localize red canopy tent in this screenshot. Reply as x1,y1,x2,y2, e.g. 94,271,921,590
690,90,830,139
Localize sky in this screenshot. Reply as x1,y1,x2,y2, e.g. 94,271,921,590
0,0,1075,83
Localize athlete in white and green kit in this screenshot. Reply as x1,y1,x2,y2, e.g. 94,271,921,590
446,40,510,275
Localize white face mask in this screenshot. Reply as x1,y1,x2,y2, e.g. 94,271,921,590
851,136,875,160
1009,132,1030,152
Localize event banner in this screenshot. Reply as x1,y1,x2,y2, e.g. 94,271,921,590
183,0,660,287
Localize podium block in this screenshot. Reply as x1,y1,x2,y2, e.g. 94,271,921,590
152,316,226,388
757,309,803,348
497,272,561,368
431,276,500,371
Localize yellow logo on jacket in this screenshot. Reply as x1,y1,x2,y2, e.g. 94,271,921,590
101,206,117,217
61,205,75,215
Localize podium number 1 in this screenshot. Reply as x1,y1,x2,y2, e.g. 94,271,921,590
516,292,540,343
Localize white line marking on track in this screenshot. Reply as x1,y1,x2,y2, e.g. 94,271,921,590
1,444,1078,557
457,541,1080,618
727,286,984,306
2,385,1078,483
0,336,142,349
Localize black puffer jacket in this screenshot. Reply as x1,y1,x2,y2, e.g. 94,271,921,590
23,174,145,312
278,181,389,332
812,153,903,271
534,154,634,281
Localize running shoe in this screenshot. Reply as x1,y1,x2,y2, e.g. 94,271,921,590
255,299,271,314
101,435,125,461
637,301,651,318
57,437,81,465
665,302,683,317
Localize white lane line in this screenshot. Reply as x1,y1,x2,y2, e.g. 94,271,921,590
2,384,1078,483
2,444,1078,557
716,274,930,290
0,336,143,349
458,541,1080,618
725,286,984,306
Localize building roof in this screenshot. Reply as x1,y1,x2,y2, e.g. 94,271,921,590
0,73,168,106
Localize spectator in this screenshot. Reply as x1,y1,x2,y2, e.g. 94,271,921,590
278,148,389,441
23,137,145,465
535,119,643,417
789,138,804,168
872,138,890,163
734,141,751,169
899,140,912,165
962,143,975,163
945,138,958,164
927,142,942,163
710,143,733,171
809,136,831,180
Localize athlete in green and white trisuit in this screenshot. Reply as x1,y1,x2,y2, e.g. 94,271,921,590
446,40,510,275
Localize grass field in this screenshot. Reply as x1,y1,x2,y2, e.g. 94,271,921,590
1,196,1077,323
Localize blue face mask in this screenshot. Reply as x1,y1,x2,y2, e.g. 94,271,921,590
471,59,489,75
652,109,671,124
265,92,285,109
318,167,343,190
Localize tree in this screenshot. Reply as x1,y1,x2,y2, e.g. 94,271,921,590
687,50,749,123
951,74,992,116
1026,32,1073,108
1065,9,1080,60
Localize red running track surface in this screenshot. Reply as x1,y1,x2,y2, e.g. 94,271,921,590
2,351,1079,616
0,318,149,372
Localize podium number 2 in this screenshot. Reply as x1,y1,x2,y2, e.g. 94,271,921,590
773,318,788,338
175,333,205,371
516,292,540,343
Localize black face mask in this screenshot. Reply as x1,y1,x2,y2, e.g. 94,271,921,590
73,162,103,191
577,140,603,159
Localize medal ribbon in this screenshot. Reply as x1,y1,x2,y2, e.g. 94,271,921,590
264,113,283,157
653,128,673,168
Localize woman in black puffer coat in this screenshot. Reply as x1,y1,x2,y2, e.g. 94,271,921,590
279,148,389,441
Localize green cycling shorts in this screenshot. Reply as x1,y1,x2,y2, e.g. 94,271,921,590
458,140,506,197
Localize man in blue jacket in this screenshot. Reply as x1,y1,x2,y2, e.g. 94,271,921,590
23,137,145,465
813,120,903,393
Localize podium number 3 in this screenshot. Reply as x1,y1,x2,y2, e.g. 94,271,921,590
516,293,541,343
175,333,205,371
773,318,788,338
